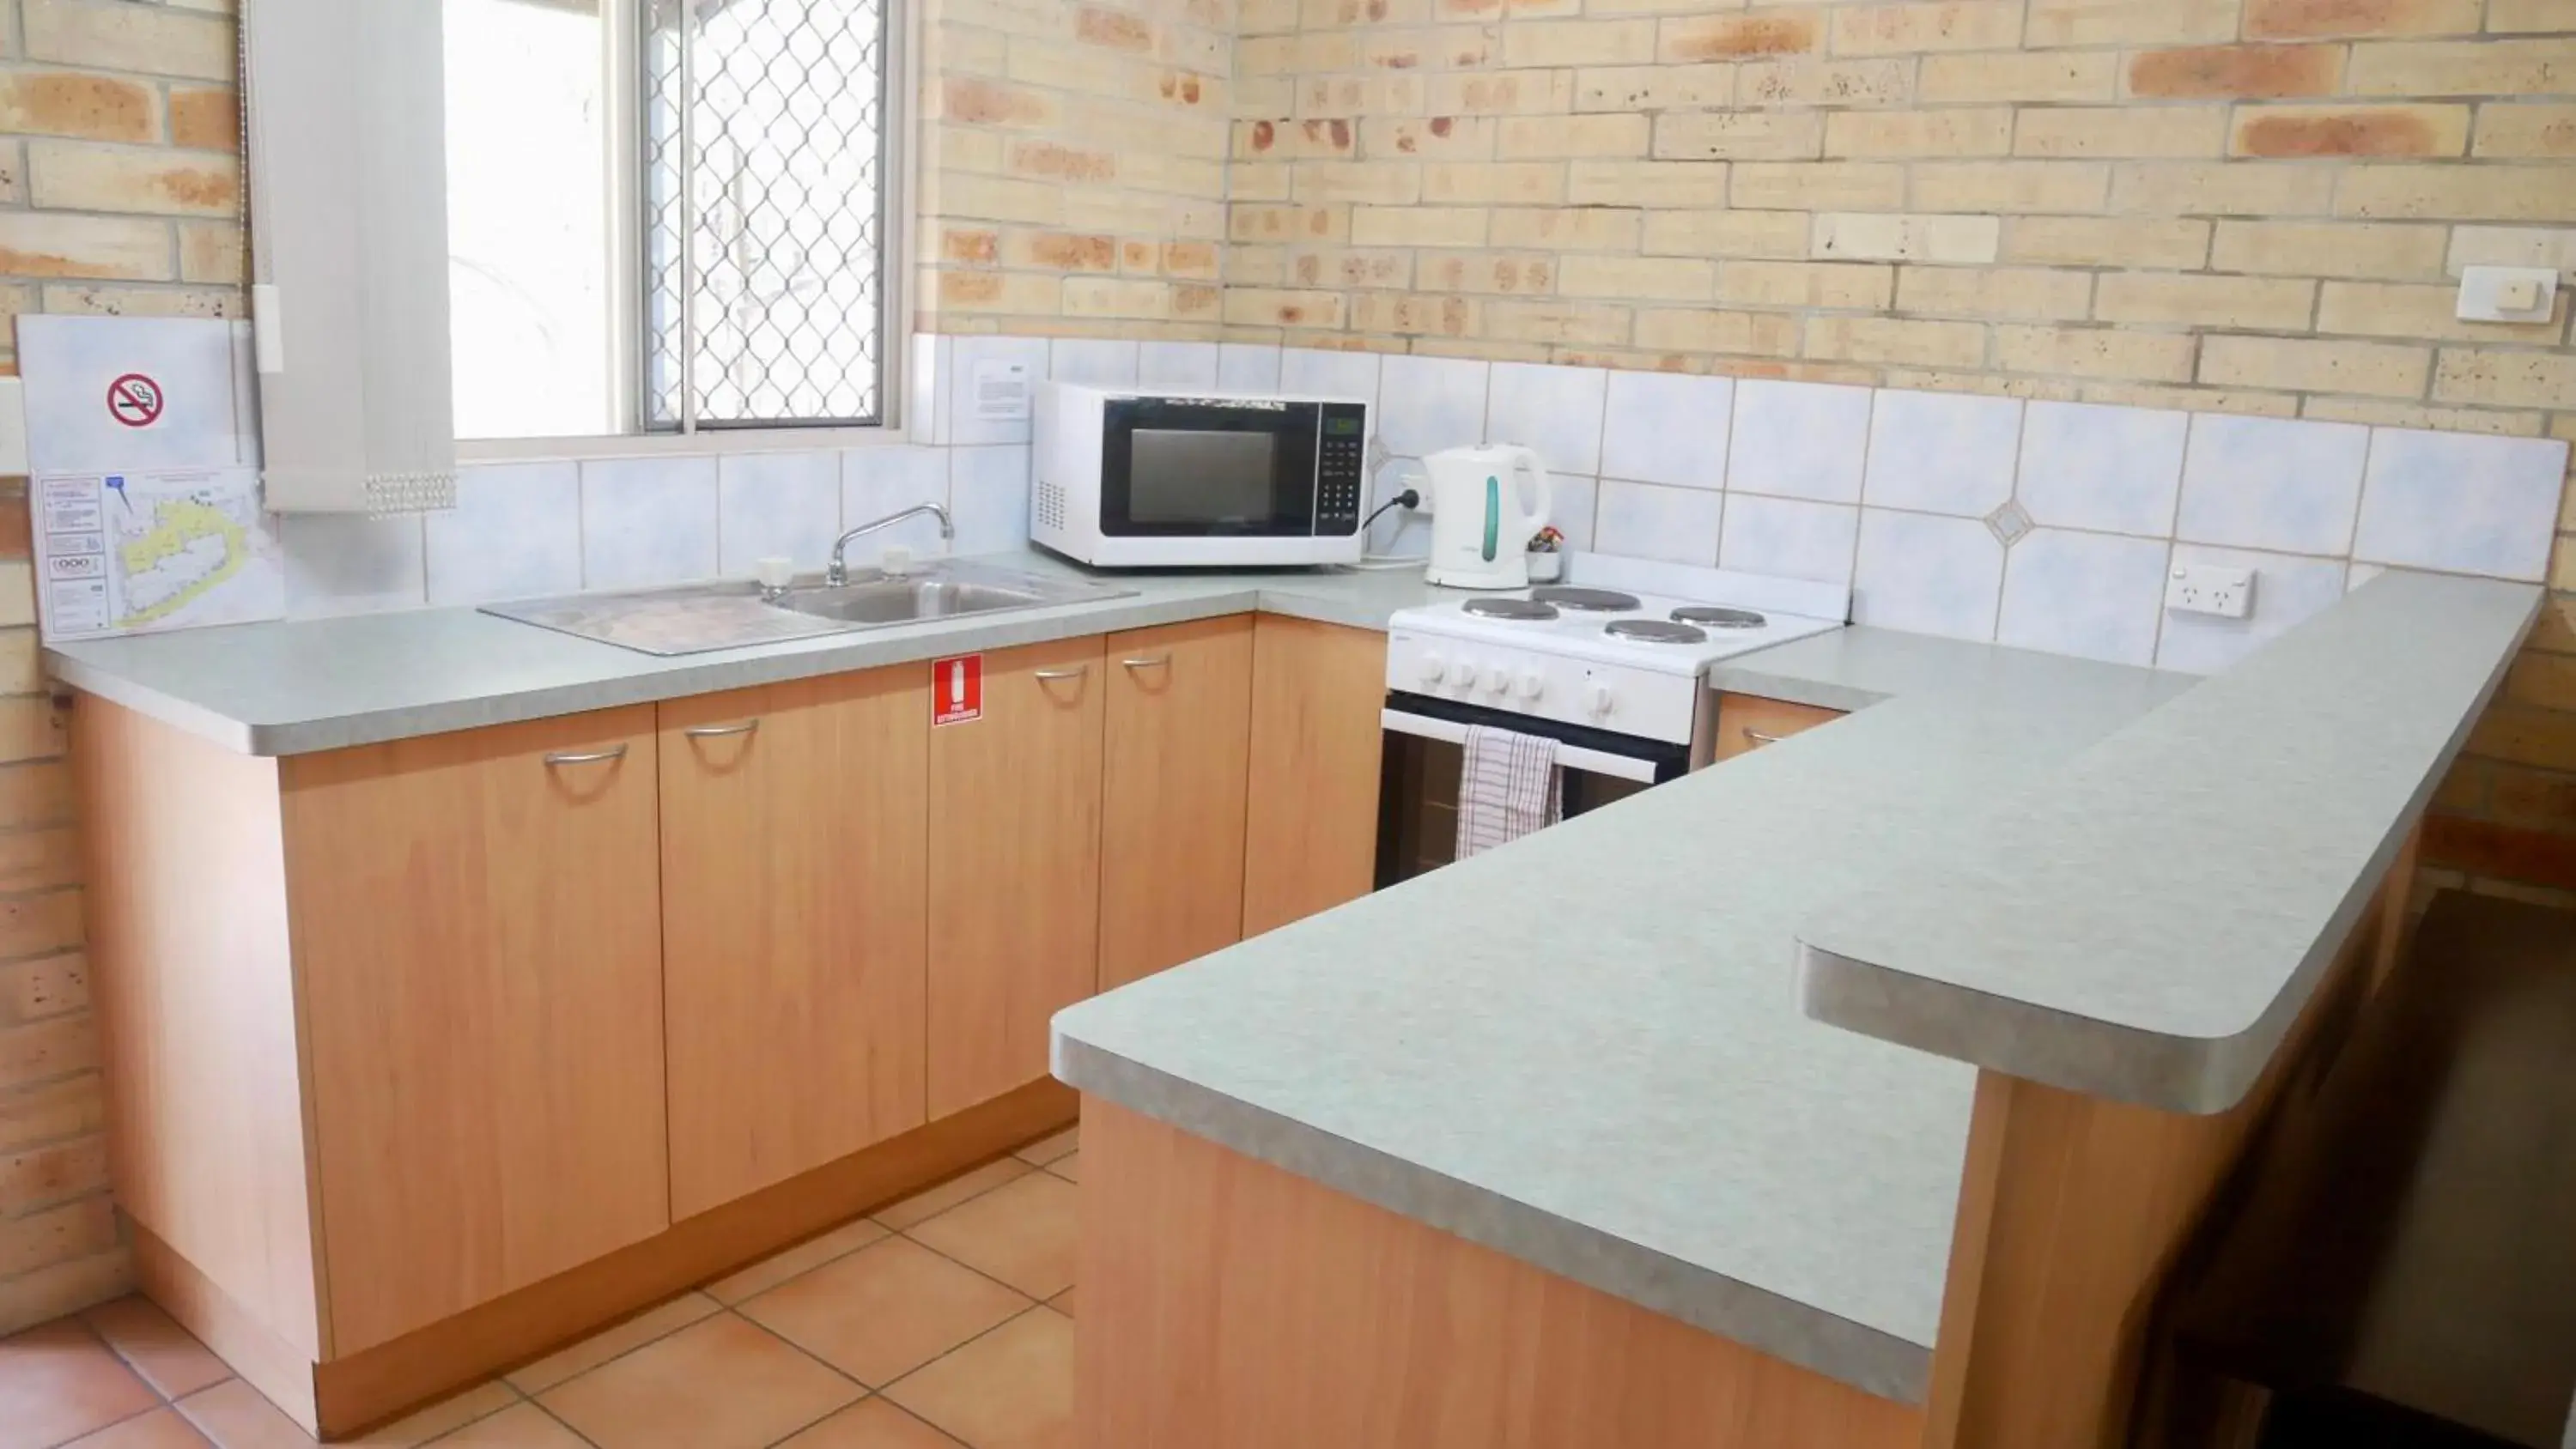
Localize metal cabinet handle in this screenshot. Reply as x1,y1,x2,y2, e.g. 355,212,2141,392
1120,654,1172,670
544,744,629,767
1742,729,1783,747
1034,666,1091,682
683,719,760,739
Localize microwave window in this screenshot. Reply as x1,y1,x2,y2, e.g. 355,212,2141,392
1131,430,1278,524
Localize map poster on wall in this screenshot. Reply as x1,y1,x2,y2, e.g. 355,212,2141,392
31,468,286,643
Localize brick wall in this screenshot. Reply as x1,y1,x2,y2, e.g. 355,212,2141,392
0,0,241,1335
917,0,1236,335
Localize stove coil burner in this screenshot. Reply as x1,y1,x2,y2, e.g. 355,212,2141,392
1672,605,1766,629
1604,619,1709,645
1529,585,1641,612
1461,597,1560,621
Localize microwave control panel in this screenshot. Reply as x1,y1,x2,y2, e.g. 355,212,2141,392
1316,403,1366,537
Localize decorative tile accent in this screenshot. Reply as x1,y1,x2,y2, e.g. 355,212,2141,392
1862,390,2020,518
427,463,584,606
948,446,1033,556
1985,499,2032,548
839,446,953,566
2154,543,2353,675
281,514,428,618
1852,510,2006,642
1716,494,1862,587
717,451,842,575
580,456,721,591
1485,361,1608,477
1374,354,1488,460
1592,480,1722,567
2353,429,2568,584
2017,401,2188,537
1048,338,1139,389
1600,371,1732,492
1728,380,1873,504
1137,341,1219,391
2175,414,2370,557
1996,530,2171,667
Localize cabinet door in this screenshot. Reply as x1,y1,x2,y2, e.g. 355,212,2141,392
660,668,930,1220
1710,694,1844,763
1100,615,1255,991
281,707,667,1355
927,636,1107,1119
1241,616,1388,938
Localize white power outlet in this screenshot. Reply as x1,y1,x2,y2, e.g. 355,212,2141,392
2166,563,2253,619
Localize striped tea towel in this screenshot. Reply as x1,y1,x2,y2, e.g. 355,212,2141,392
1455,724,1562,860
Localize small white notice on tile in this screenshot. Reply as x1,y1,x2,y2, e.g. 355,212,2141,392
30,467,285,643
970,358,1034,421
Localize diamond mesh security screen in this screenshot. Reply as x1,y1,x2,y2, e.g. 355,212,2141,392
643,0,886,428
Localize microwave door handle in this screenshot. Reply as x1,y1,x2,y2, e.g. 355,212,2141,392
1379,707,1662,785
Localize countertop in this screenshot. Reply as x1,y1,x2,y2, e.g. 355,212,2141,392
1051,571,2537,1405
1797,571,2538,1115
42,552,1444,755
1054,628,2196,1404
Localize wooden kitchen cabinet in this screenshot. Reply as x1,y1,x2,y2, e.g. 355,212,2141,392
278,706,671,1355
1710,693,1844,763
1099,615,1255,990
927,635,1108,1118
1241,615,1388,937
659,667,931,1221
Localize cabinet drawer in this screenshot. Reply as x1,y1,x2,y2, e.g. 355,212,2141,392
1710,694,1844,763
1102,615,1255,991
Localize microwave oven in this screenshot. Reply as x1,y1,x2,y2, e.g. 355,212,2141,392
1032,383,1370,568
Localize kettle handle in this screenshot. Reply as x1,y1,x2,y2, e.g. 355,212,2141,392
1504,446,1552,542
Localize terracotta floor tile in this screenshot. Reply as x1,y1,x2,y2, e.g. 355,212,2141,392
537,1313,858,1449
740,1237,1029,1388
872,1158,1031,1233
64,1408,213,1448
82,1299,230,1401
1044,1151,1078,1184
503,1291,719,1395
347,1382,519,1446
884,1310,1073,1449
422,1404,588,1448
904,1170,1077,1300
0,1320,161,1449
706,1216,890,1305
1012,1128,1077,1168
1048,1286,1076,1319
776,1399,965,1448
175,1379,319,1449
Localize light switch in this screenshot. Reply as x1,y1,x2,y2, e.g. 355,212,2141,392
2458,265,2558,324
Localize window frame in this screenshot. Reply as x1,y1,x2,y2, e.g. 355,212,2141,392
453,0,921,464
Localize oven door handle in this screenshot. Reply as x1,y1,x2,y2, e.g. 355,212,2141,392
1379,707,1663,785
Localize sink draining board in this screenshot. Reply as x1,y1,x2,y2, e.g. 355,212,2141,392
482,585,851,656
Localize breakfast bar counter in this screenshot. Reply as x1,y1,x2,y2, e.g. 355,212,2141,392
1051,570,2539,1449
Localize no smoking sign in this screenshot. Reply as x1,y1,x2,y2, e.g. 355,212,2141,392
106,373,163,428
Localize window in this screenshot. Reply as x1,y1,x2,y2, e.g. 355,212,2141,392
444,0,898,445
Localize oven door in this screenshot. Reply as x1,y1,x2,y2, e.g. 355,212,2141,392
1100,397,1322,537
1375,690,1691,888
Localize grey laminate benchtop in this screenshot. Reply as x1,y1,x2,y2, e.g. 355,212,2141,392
1053,572,2537,1406
41,552,1441,755
1798,571,2539,1116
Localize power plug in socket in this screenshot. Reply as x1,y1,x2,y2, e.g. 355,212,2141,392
2166,563,2253,619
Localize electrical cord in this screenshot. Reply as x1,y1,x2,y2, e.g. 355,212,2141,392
1362,488,1419,532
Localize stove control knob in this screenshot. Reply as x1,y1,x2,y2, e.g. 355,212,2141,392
1516,670,1545,700
1453,661,1479,691
1417,653,1446,687
1586,682,1614,718
1485,668,1511,696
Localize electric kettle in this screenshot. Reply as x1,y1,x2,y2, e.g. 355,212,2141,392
1422,445,1553,590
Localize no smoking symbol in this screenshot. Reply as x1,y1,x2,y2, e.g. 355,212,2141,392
107,373,163,428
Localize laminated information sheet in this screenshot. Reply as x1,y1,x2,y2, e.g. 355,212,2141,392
34,468,285,641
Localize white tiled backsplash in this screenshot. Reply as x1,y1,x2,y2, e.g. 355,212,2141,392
293,333,2569,677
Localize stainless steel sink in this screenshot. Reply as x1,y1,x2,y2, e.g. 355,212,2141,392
480,560,1136,656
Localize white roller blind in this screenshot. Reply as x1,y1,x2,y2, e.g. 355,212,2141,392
242,0,457,514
